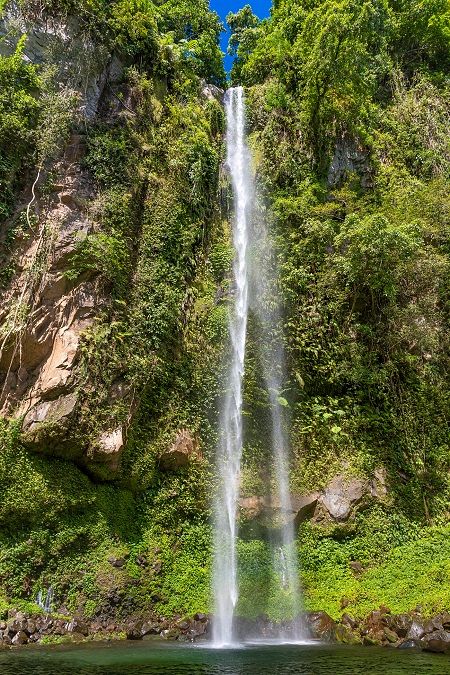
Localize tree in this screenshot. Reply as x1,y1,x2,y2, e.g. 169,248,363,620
227,4,260,84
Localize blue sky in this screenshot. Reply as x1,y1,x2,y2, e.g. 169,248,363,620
209,0,272,72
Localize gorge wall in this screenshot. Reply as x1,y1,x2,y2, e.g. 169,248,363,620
0,0,449,633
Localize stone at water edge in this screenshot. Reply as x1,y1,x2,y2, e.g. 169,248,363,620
383,627,399,644
11,631,28,646
305,612,337,641
385,613,412,637
398,639,422,650
334,624,361,645
66,619,89,636
406,620,426,641
421,630,450,654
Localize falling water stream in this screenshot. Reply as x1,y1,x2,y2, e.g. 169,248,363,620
213,87,302,647
213,87,252,647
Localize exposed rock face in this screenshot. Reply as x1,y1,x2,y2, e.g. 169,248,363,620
0,135,102,461
90,428,125,474
328,133,373,188
159,429,201,470
240,469,388,531
0,2,121,120
0,5,134,479
239,493,320,532
320,475,367,522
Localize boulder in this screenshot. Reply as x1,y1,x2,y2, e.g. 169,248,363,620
320,475,367,522
341,614,358,630
383,627,399,644
160,628,180,640
66,619,89,636
21,392,82,459
159,430,200,470
292,493,320,525
335,624,360,645
90,427,125,475
398,639,421,650
305,612,336,641
386,614,412,638
11,631,28,646
421,630,450,654
406,620,426,641
239,492,319,534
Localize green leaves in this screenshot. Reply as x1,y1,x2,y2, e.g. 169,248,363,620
0,38,41,219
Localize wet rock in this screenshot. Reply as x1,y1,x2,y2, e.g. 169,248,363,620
363,634,382,646
383,627,399,644
188,620,208,640
306,612,336,641
140,621,160,637
398,639,421,650
11,631,28,646
194,613,208,623
386,614,412,638
335,624,360,645
8,613,28,634
441,613,450,630
160,628,179,640
421,630,450,654
406,620,426,641
52,619,68,636
26,619,37,635
66,619,89,636
126,620,159,640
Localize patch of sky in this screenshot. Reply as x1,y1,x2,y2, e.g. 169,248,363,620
209,0,271,74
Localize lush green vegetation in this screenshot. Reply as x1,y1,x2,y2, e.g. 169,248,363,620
0,0,226,619
228,0,450,620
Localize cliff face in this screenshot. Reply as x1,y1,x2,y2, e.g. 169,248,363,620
0,0,449,629
0,2,225,481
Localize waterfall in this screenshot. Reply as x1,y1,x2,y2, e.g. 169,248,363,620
213,86,302,647
212,86,252,647
251,189,303,641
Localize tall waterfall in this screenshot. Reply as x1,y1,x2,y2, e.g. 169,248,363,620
213,87,302,647
213,86,252,647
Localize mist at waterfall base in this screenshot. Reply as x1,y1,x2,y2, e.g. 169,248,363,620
212,87,303,647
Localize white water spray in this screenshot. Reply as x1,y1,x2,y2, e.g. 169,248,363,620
213,87,252,647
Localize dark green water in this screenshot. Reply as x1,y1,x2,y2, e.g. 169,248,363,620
0,641,448,675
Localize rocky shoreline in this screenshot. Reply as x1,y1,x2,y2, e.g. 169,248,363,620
1,607,449,655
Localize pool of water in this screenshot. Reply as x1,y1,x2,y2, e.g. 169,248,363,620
0,641,447,675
